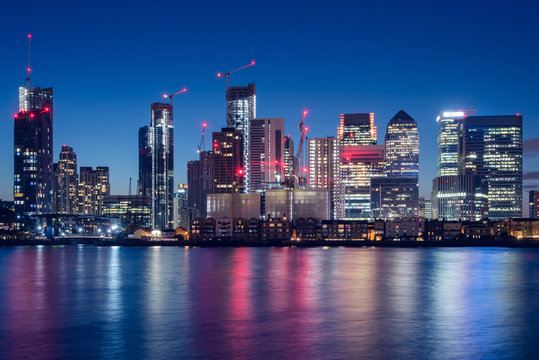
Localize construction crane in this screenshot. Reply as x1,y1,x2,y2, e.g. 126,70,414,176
197,122,208,153
294,110,309,179
162,88,187,105
217,60,256,90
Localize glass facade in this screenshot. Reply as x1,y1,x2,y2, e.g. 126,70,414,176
385,110,419,178
248,118,284,192
308,137,340,219
432,175,488,221
14,86,54,230
370,177,419,220
338,113,377,145
54,145,78,214
461,115,523,219
436,111,475,176
226,84,256,191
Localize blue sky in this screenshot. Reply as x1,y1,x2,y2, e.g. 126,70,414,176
1,0,538,208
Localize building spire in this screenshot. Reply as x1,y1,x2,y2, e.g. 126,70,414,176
26,34,32,89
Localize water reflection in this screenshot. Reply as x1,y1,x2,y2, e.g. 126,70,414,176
0,247,539,359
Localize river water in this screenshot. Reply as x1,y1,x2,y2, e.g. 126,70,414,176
0,246,538,359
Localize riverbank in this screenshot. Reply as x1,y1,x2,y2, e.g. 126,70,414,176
2,238,539,248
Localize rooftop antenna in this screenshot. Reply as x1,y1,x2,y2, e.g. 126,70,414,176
26,33,32,89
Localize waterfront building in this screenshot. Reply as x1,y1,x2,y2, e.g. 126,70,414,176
248,118,284,192
385,110,419,178
338,113,377,145
308,137,340,218
173,184,191,229
424,199,433,219
206,193,261,220
139,103,174,229
212,128,244,194
187,151,213,219
529,191,539,218
436,110,475,176
54,145,78,214
226,84,256,190
78,167,110,215
13,86,53,229
460,115,523,219
102,195,151,228
338,145,385,220
432,175,488,221
265,189,329,221
370,177,419,220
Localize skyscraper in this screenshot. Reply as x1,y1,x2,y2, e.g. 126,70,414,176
187,151,213,219
460,115,523,219
226,84,256,190
248,118,284,192
139,103,174,229
338,113,377,145
436,110,476,176
338,145,385,219
370,177,419,220
212,128,244,194
385,110,419,178
14,86,53,229
283,135,295,183
308,137,340,219
54,145,78,214
432,175,488,221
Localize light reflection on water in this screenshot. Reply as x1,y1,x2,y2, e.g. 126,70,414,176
0,246,538,359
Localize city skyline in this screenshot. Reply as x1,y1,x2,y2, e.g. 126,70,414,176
1,1,539,212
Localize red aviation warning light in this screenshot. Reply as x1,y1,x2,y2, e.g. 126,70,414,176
29,113,35,118
202,122,208,128
14,114,18,118
237,168,244,176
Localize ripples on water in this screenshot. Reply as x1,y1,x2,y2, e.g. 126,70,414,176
0,246,538,359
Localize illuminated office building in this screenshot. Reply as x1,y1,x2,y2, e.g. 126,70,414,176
432,175,488,221
212,128,244,194
460,115,523,219
226,84,256,191
173,184,191,229
248,118,284,192
385,110,419,178
370,177,419,220
54,145,78,214
283,135,295,183
338,145,385,220
338,113,377,145
102,195,151,228
14,86,53,229
78,166,110,215
436,110,476,176
139,103,174,229
308,137,340,219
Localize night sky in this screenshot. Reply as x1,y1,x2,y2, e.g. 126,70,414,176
1,0,538,210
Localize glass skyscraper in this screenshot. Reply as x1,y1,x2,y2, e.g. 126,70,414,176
54,145,78,214
385,110,419,178
139,103,174,229
460,115,523,219
248,118,284,192
436,110,476,176
226,84,256,192
14,86,53,230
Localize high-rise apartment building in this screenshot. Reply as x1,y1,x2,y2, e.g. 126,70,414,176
248,118,284,192
308,137,340,219
226,84,256,191
460,115,523,219
139,103,174,229
212,128,244,194
14,86,53,229
78,166,110,215
338,113,377,145
54,145,78,214
187,151,213,219
385,110,419,178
